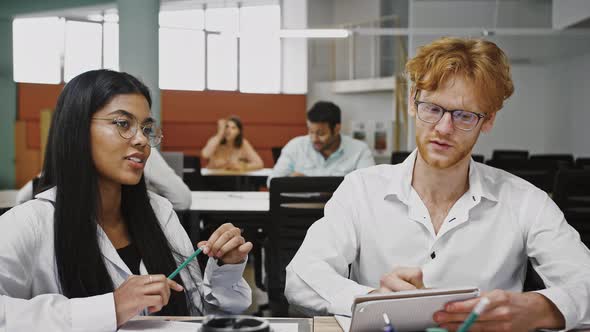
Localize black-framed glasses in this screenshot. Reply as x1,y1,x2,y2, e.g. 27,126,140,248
93,113,163,147
414,90,487,131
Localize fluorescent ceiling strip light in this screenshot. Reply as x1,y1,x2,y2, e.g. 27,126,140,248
279,29,349,38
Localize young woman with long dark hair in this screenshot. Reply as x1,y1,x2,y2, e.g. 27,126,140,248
201,116,264,171
0,70,252,331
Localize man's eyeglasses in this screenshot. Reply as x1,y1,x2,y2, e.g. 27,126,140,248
414,90,487,131
93,113,163,147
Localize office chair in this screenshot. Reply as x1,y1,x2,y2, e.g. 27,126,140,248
491,150,529,161
553,169,590,211
265,176,344,316
183,155,203,190
530,154,574,169
577,158,590,170
271,146,283,164
391,151,411,165
472,154,484,163
486,159,560,193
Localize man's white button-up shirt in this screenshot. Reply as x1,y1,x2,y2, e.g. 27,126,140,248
286,150,590,330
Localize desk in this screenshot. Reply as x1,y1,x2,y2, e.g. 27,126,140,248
132,316,323,332
200,168,273,191
201,168,273,177
190,191,269,214
313,317,343,332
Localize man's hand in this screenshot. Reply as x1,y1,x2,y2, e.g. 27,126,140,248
434,290,565,332
372,266,425,294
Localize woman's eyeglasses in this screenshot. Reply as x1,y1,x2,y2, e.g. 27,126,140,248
93,113,163,147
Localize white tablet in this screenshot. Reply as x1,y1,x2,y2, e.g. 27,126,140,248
350,287,480,332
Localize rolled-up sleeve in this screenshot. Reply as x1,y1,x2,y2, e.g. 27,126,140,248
285,173,373,316
525,193,590,330
202,258,251,314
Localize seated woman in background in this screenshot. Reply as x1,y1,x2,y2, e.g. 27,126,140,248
201,116,264,171
0,69,252,332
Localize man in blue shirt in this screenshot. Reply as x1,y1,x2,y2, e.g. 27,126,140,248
268,101,375,186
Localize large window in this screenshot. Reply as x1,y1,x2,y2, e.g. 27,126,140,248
13,17,115,83
159,4,282,93
13,4,305,93
13,17,64,84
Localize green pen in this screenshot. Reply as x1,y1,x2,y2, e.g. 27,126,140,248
168,246,204,279
456,297,490,332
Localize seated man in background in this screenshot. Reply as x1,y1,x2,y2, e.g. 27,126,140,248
285,37,590,330
268,101,374,185
16,147,192,210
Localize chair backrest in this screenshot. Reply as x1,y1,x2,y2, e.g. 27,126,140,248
266,176,344,315
530,154,574,169
161,151,184,177
391,151,411,164
577,158,590,170
564,208,590,248
486,159,560,193
182,155,203,190
472,154,484,163
553,170,590,210
491,149,529,161
271,146,283,164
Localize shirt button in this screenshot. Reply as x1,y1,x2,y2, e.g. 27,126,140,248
430,251,436,259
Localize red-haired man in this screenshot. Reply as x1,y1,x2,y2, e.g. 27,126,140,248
285,37,590,331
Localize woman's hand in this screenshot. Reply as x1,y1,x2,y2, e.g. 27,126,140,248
113,274,184,327
197,223,253,265
217,119,227,136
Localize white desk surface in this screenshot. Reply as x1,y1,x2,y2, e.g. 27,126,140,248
0,190,270,213
200,168,273,177
190,191,269,212
0,190,18,209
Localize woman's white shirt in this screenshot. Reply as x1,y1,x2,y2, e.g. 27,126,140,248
0,187,251,332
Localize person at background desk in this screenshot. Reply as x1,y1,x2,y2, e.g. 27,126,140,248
0,70,252,332
201,116,263,172
285,37,590,331
15,147,192,210
268,101,374,186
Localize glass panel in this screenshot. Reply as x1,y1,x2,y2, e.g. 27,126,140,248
13,17,63,84
159,28,205,91
103,22,119,71
64,21,102,82
159,9,204,29
206,7,238,90
239,5,281,93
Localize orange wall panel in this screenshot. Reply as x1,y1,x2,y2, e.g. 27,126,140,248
18,83,63,120
161,90,307,124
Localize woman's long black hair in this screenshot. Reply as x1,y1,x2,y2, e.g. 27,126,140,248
41,69,189,315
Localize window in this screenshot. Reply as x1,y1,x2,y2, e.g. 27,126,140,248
13,17,64,84
239,5,281,93
64,21,102,82
14,4,306,93
206,7,238,91
13,17,118,83
159,4,288,93
159,9,205,90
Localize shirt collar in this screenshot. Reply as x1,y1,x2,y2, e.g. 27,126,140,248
384,149,498,204
36,186,57,201
308,134,345,159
